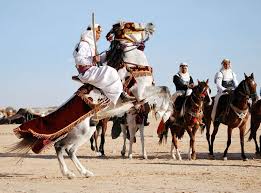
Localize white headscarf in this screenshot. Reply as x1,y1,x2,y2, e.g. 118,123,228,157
178,62,190,82
80,24,101,56
219,59,234,81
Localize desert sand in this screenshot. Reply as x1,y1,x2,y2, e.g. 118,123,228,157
0,116,260,193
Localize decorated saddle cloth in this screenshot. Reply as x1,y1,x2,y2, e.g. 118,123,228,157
13,84,110,154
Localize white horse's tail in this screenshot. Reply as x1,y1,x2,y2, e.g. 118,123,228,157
6,138,36,154
95,101,134,120
4,138,37,165
143,85,173,121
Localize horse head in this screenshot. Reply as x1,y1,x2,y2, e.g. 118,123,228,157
237,73,257,102
192,79,210,101
106,21,155,44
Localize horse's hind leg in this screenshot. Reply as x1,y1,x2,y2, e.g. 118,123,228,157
251,122,260,154
139,124,147,159
99,119,108,156
65,145,94,177
54,140,76,179
209,122,220,158
223,127,232,160
205,117,212,155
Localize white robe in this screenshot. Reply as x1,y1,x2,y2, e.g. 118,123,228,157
215,68,238,94
73,29,122,105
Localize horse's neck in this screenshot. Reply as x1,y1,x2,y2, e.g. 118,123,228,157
123,47,149,66
232,85,249,109
188,94,203,110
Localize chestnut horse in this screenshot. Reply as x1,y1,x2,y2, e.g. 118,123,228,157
203,73,257,160
248,99,261,155
158,80,210,160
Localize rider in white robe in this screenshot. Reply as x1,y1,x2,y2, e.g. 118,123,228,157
211,59,239,121
73,24,133,105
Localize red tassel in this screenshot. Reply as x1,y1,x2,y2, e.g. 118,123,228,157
157,119,165,135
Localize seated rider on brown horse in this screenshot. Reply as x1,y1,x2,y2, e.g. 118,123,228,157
172,62,194,111
211,59,239,121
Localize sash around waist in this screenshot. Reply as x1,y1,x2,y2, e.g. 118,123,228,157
76,64,94,74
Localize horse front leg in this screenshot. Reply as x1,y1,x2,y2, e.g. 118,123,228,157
190,126,199,160
223,127,232,160
186,127,193,160
128,124,136,159
171,132,182,160
139,124,147,159
239,124,248,161
121,124,127,157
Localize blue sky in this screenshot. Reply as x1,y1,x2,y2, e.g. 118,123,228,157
0,0,260,108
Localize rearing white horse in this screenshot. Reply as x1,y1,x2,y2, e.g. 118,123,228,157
104,22,171,159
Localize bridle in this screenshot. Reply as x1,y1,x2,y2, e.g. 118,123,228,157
238,78,257,99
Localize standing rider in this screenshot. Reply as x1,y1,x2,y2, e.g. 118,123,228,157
73,24,134,105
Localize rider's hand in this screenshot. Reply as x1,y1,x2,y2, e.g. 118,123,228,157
93,55,101,63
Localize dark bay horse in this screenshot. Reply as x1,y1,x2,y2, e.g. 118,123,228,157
203,73,257,160
90,118,109,156
159,80,210,160
248,99,261,154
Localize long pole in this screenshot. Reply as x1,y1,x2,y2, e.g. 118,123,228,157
92,12,98,56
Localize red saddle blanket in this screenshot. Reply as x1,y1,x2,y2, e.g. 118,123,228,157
13,85,109,154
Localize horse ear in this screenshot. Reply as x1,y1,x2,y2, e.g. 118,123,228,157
244,73,248,79
206,79,209,84
250,73,254,79
197,79,200,84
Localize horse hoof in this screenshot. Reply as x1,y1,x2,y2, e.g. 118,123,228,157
243,157,248,161
121,150,125,157
177,157,182,161
143,155,148,160
208,154,215,160
223,157,228,161
171,154,177,160
129,154,133,159
96,152,102,157
65,172,76,179
84,171,94,178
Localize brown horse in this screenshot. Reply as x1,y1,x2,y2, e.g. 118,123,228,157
203,73,257,160
248,99,261,154
158,80,210,160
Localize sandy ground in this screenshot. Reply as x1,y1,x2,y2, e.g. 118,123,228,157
0,116,261,193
